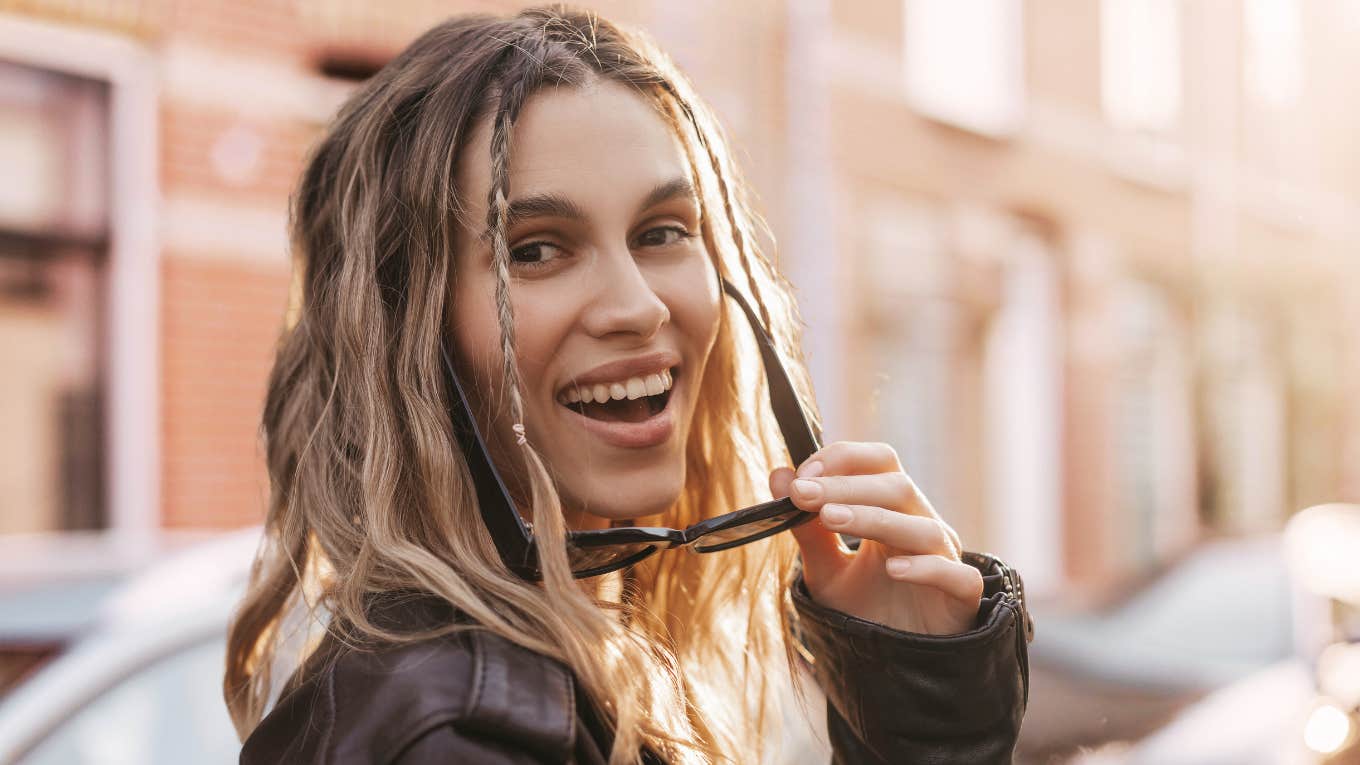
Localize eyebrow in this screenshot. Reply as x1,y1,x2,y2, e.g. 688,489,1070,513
482,176,698,241
637,176,698,214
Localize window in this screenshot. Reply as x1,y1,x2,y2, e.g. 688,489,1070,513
1243,0,1303,111
1109,281,1197,569
902,0,1026,137
0,61,109,533
1240,0,1307,182
982,230,1063,593
860,201,959,523
1100,0,1182,133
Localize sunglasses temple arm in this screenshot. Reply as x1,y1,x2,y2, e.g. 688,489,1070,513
440,342,541,578
720,278,823,466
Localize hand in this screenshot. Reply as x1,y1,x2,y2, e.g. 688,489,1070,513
770,441,983,636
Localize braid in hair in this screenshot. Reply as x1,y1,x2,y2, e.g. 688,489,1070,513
485,104,526,444
483,46,539,451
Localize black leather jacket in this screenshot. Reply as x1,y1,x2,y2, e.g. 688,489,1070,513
240,551,1032,764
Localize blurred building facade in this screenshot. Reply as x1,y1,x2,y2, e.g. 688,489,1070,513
812,0,1360,599
0,0,1356,605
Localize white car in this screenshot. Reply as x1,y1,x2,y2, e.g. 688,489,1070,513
0,528,262,764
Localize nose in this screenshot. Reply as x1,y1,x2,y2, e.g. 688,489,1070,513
579,246,670,341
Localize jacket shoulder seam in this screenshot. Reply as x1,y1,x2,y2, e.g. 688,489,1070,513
379,708,468,765
323,634,479,762
460,630,577,758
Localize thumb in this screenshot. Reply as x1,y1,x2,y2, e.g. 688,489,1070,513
769,467,845,586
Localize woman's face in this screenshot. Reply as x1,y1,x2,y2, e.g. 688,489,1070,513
450,78,721,530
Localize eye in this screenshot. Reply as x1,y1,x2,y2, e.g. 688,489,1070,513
508,241,566,270
635,225,695,248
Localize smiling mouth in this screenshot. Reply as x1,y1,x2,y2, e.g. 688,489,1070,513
559,367,678,424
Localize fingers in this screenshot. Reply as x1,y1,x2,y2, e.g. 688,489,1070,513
817,503,957,557
796,441,902,479
789,459,963,554
789,471,926,516
769,465,795,499
884,554,984,603
776,441,971,589
770,467,847,578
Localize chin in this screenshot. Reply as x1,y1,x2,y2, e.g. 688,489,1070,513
570,473,684,526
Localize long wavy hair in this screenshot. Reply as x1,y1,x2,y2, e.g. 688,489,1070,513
223,6,823,763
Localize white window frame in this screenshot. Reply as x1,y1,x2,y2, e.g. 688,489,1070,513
0,16,160,548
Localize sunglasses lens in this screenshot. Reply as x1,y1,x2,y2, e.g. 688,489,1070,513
566,541,661,576
691,509,805,553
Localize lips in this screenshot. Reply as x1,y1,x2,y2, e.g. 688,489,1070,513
550,350,683,449
559,389,676,448
554,350,681,401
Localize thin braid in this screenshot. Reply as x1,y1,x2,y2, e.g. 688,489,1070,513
485,96,530,446
483,29,553,451
662,83,774,333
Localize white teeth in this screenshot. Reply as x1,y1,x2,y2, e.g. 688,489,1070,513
625,378,646,400
559,368,676,406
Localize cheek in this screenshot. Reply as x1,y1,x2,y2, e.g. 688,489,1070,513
450,278,563,408
692,296,720,354
449,280,503,393
678,260,721,350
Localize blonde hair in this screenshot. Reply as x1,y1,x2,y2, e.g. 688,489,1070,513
224,7,823,764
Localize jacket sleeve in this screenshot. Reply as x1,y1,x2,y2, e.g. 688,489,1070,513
789,551,1033,765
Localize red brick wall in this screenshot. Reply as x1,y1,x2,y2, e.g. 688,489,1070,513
152,4,318,529
160,256,289,528
165,0,306,59
161,103,317,207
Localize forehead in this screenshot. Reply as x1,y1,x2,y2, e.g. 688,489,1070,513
457,79,692,213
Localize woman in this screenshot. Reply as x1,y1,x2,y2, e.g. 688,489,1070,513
226,6,1032,764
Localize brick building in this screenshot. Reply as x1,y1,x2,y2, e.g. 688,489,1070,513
1,0,1357,604
814,0,1360,596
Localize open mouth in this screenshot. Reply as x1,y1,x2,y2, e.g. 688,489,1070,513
558,367,678,424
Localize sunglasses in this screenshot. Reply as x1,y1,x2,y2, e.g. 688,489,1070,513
441,277,823,579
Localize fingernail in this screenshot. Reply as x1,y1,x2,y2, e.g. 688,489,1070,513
792,479,822,501
886,558,912,577
797,460,824,478
820,503,850,525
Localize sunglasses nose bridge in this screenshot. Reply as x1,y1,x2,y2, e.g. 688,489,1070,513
664,532,696,552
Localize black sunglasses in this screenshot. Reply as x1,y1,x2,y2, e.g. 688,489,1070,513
441,277,823,579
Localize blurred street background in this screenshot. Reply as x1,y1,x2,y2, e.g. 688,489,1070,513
1,0,1359,763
